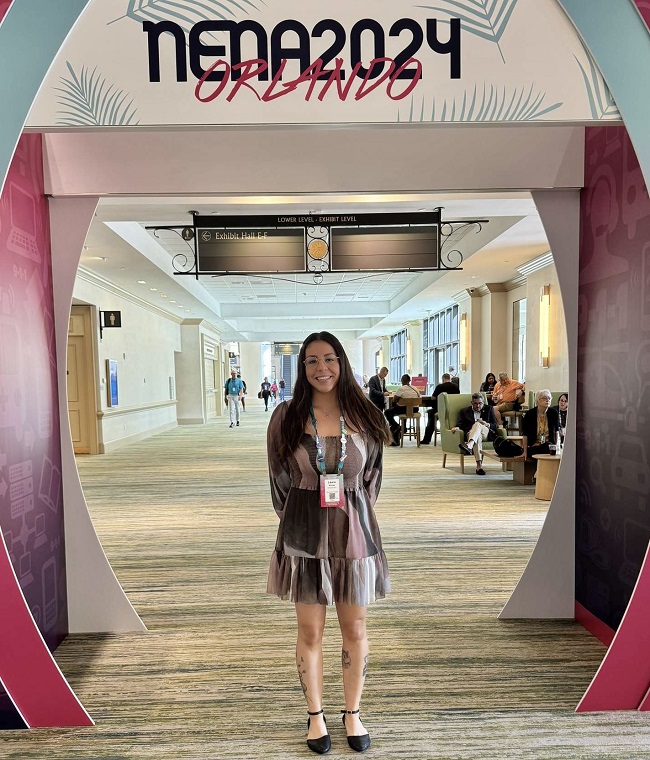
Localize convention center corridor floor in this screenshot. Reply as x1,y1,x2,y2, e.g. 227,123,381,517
3,403,650,759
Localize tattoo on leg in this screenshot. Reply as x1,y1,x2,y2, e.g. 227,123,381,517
297,656,308,696
362,654,368,678
342,649,351,669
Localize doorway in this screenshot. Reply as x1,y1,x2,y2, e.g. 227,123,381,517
67,305,98,454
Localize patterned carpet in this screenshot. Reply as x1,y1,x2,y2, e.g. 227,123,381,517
2,402,649,758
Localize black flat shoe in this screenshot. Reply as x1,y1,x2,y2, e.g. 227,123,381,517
342,709,370,752
307,709,331,755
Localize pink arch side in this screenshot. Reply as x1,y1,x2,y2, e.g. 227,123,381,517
577,544,650,711
0,534,92,726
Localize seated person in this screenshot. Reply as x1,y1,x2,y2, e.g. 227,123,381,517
552,393,568,443
420,373,460,445
385,373,421,445
480,372,497,405
491,371,525,426
453,393,498,476
522,389,561,458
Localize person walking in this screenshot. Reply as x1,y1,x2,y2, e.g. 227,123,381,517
266,331,390,754
237,373,247,411
260,377,272,411
224,369,244,428
279,377,286,401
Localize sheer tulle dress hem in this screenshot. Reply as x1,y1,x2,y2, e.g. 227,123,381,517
267,550,390,606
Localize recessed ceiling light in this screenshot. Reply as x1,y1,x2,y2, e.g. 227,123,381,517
170,300,176,303
177,304,183,308
137,280,146,284
150,287,158,291
160,294,167,298
184,309,191,313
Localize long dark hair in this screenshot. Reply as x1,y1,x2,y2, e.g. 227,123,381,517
279,331,390,459
484,372,496,388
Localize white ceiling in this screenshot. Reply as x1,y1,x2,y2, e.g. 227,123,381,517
79,191,551,343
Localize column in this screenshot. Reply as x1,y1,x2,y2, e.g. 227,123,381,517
239,342,263,392
340,339,364,381
405,320,424,377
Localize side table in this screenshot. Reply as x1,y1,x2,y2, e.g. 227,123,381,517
532,454,561,500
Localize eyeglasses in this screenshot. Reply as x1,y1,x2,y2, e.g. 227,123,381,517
303,356,339,368
472,400,484,406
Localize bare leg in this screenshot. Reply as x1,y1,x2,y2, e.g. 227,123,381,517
295,603,328,740
336,602,369,737
493,405,502,427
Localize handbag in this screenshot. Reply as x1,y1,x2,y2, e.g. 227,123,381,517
257,391,262,399
493,436,524,458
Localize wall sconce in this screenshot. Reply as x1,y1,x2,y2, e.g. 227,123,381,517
539,285,550,368
406,337,412,372
459,312,468,371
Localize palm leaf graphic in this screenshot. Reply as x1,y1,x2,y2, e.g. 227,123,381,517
111,0,264,30
574,51,620,121
417,0,518,63
54,62,139,126
399,83,562,123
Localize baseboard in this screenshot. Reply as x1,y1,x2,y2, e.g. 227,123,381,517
99,422,177,453
177,417,206,425
575,601,615,646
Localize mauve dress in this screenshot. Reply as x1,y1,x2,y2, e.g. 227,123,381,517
267,402,390,606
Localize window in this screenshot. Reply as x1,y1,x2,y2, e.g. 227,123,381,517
389,329,407,383
512,298,527,382
423,305,459,393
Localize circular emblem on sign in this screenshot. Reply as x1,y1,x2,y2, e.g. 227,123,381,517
181,226,195,241
308,239,328,260
201,231,211,241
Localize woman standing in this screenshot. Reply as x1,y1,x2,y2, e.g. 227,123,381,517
522,388,561,457
267,331,390,754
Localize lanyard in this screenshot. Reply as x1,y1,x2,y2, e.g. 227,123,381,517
309,406,347,475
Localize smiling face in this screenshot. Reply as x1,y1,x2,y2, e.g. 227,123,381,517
304,340,340,396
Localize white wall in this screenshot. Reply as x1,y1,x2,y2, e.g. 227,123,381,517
362,338,381,378
525,264,569,395
239,342,263,395
340,339,364,380
175,321,203,424
73,274,181,449
506,284,527,379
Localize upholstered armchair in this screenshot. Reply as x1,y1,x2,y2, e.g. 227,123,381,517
438,392,507,473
